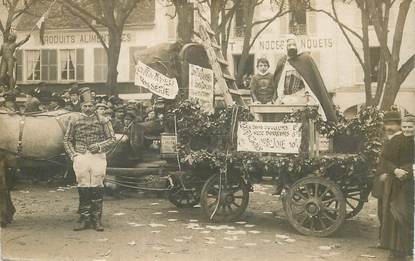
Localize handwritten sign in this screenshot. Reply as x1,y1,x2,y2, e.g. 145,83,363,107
319,135,330,152
135,60,178,99
189,64,214,113
237,122,302,154
160,133,177,154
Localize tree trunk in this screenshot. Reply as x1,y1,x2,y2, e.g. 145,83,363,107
380,63,400,110
361,4,373,106
235,0,255,86
106,29,122,96
176,1,194,43
0,158,15,227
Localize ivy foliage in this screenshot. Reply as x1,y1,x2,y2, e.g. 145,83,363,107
164,100,383,182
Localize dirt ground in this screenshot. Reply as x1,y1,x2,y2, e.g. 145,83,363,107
1,182,390,261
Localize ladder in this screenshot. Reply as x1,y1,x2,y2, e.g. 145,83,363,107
193,7,246,107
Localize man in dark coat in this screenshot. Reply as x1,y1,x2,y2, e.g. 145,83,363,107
372,111,402,245
272,35,337,122
380,115,414,259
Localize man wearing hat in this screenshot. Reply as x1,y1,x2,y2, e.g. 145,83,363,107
69,87,81,112
24,89,41,112
95,103,109,119
112,105,126,134
47,93,65,111
0,92,17,112
373,110,402,248
63,87,115,231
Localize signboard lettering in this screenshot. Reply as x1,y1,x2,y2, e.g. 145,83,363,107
188,64,214,113
237,122,302,153
134,60,178,99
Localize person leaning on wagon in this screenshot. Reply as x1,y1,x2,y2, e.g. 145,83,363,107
372,110,402,246
63,87,116,231
379,114,414,259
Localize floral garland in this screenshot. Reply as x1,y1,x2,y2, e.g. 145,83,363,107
165,100,383,182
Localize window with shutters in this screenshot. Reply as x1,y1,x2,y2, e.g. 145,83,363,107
16,50,23,82
94,48,108,82
41,49,57,81
25,50,41,81
59,49,84,81
234,2,245,37
288,0,307,35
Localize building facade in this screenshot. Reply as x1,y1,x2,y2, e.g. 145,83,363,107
11,0,414,114
13,1,177,94
225,0,415,115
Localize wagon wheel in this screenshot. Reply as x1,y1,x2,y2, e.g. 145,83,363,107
284,176,346,237
201,173,249,222
168,186,200,208
338,180,367,219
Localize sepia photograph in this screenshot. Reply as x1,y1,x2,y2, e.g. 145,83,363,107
0,0,414,260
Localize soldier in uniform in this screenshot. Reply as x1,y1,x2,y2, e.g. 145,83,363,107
63,88,115,231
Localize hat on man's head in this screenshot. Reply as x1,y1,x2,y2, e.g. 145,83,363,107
95,103,109,109
383,110,402,122
114,105,126,112
79,87,93,105
403,114,415,123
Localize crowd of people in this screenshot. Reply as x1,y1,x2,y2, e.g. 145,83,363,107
0,83,163,135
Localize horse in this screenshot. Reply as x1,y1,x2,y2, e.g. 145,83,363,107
0,110,147,227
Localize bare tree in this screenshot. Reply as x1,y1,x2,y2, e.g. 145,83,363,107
61,0,149,95
308,0,414,109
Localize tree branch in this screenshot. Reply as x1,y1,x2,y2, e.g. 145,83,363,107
61,0,110,28
397,54,414,86
307,6,362,41
330,0,364,68
63,5,108,50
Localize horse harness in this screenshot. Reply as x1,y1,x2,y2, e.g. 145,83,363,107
8,112,68,158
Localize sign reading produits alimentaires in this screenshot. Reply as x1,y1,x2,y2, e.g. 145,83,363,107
237,122,302,154
39,32,133,45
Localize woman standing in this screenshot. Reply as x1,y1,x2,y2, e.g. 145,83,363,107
380,115,414,260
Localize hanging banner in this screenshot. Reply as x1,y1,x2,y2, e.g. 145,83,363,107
237,122,302,154
134,60,178,99
188,63,214,113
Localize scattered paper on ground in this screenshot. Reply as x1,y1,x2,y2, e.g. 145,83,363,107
127,241,136,246
113,212,126,216
149,223,166,228
168,219,178,222
248,230,261,234
225,230,246,235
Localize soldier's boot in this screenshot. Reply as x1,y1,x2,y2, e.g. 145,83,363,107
74,187,91,231
90,187,104,232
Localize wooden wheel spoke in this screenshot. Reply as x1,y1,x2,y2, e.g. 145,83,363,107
345,200,355,209
293,191,307,200
318,187,331,200
232,201,241,208
317,216,327,229
346,196,361,201
321,211,336,222
314,183,320,197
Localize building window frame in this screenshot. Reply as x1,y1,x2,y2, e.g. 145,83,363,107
24,49,41,82
94,48,108,82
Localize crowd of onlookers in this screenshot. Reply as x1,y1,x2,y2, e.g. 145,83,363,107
0,83,162,134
